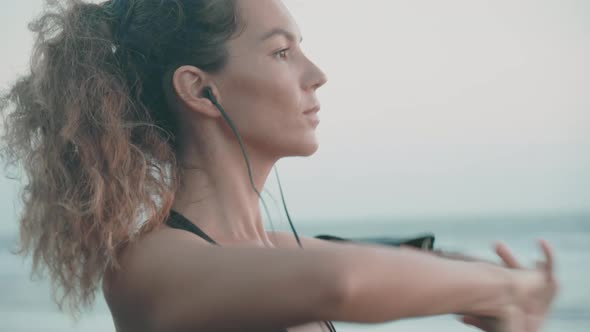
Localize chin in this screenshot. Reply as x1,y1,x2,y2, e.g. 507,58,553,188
304,141,320,156
291,139,320,157
264,134,319,158
271,141,318,158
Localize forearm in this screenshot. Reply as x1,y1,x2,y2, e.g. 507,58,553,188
326,244,513,323
431,248,500,265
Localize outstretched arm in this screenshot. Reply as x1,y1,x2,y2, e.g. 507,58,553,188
105,229,555,332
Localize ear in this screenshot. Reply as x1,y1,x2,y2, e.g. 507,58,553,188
172,65,222,118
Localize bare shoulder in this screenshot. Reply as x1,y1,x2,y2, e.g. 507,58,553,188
102,226,211,330
104,225,211,293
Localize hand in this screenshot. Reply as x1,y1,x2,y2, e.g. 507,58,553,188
459,239,559,332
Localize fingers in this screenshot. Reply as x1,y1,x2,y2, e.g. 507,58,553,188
459,315,506,332
459,315,489,331
538,239,556,282
495,242,522,269
497,239,557,289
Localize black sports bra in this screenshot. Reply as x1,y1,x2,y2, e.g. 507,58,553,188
165,210,337,332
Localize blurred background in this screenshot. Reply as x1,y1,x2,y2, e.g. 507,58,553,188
1,0,589,331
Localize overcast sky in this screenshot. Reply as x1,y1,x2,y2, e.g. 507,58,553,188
1,1,588,234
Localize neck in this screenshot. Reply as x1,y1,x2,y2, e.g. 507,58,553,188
171,124,278,247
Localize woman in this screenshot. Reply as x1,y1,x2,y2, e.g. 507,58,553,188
0,0,558,331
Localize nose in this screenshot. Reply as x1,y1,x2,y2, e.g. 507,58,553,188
304,58,328,91
313,66,328,90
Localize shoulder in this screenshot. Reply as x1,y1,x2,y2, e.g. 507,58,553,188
102,227,212,326
104,225,212,285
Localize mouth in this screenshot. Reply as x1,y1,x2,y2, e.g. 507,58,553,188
303,106,320,114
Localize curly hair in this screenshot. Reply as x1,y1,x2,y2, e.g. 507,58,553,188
0,0,241,318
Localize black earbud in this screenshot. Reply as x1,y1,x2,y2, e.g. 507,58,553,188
203,87,216,103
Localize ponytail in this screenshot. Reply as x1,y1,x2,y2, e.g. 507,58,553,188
0,0,179,317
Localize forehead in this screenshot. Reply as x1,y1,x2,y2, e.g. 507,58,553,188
234,0,301,42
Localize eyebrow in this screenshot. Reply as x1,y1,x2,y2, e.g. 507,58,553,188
259,27,303,43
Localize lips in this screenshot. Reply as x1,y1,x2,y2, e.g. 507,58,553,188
303,106,320,114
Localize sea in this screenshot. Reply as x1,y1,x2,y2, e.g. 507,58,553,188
1,213,588,332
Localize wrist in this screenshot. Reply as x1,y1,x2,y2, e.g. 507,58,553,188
471,263,516,318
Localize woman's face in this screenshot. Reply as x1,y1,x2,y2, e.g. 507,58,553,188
212,0,328,158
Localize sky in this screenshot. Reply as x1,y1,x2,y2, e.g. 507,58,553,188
0,0,588,235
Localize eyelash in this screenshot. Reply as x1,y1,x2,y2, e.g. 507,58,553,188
274,48,290,60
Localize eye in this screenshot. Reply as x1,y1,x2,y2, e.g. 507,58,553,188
274,48,290,60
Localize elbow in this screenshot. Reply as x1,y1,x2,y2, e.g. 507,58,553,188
316,254,360,323
320,247,397,324
328,268,353,313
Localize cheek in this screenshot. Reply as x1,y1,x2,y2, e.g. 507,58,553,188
216,64,317,156
221,62,301,119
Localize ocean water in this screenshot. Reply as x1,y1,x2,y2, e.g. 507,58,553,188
0,214,588,331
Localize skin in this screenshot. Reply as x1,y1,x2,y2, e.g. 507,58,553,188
102,1,558,331
169,0,327,248
147,1,327,329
